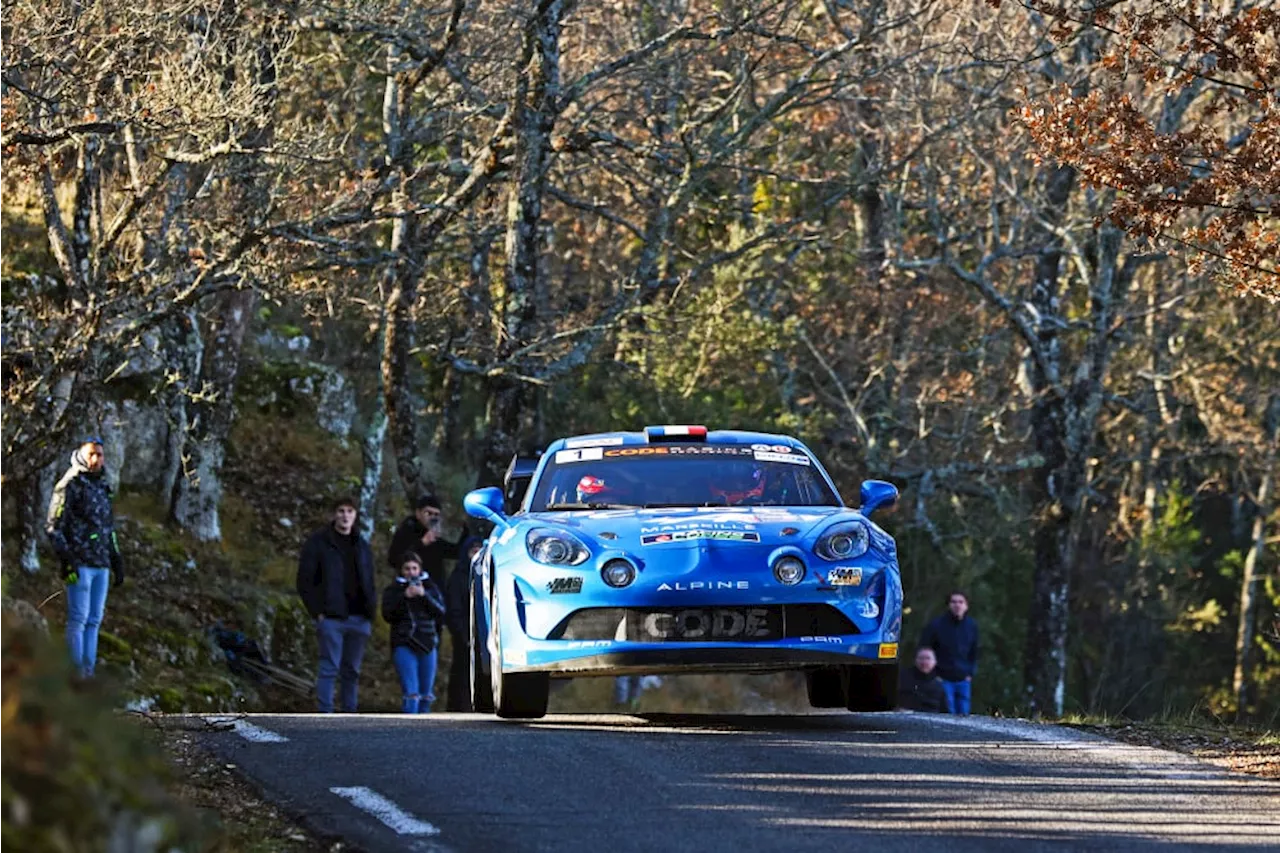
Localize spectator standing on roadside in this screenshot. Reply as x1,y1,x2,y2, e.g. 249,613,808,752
47,437,126,678
920,590,980,715
296,497,376,713
897,647,947,712
388,494,457,590
382,553,447,713
444,535,485,711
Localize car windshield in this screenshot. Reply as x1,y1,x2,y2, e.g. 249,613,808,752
528,443,841,511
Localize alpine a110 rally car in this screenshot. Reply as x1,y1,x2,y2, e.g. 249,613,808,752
463,425,903,718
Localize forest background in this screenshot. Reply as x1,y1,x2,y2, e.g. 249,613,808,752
2,0,1278,731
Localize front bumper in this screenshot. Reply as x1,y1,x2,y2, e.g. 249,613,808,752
500,639,902,676
485,544,904,678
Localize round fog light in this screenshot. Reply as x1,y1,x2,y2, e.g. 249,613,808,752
602,559,636,588
773,556,806,585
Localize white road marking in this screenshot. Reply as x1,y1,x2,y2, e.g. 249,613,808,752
204,716,289,743
330,786,441,836
231,720,289,743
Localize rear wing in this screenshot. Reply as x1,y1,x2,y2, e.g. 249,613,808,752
503,452,541,513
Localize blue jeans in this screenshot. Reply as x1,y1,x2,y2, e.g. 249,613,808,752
614,675,643,705
942,678,972,715
316,615,372,713
392,645,438,714
66,566,110,677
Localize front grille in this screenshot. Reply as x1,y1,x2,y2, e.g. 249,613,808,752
549,604,858,642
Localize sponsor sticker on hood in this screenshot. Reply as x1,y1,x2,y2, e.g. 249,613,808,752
641,530,762,545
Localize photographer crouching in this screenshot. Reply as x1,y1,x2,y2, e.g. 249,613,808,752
381,553,446,713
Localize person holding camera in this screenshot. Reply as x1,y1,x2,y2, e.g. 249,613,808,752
388,494,458,590
382,552,446,713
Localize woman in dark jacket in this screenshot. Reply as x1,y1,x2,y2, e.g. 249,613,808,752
381,553,446,713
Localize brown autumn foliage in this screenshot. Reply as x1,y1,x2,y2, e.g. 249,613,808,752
1018,0,1279,301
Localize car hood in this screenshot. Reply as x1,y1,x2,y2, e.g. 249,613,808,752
525,506,853,552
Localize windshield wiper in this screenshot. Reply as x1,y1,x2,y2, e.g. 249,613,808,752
544,502,637,511
642,502,726,509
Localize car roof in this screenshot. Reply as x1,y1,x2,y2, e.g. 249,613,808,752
545,429,808,452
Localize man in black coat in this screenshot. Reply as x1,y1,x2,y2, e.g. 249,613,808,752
920,590,980,714
387,494,458,590
898,647,947,712
296,497,376,713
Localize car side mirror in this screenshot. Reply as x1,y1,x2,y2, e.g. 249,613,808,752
859,480,899,516
464,487,510,529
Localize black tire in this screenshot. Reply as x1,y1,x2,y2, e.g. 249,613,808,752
470,580,495,713
490,597,550,719
805,668,847,708
845,663,899,712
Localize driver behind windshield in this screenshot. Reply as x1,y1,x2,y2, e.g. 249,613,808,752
708,463,768,506
571,473,636,506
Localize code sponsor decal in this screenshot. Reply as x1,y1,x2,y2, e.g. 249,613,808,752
641,529,762,545
666,445,755,456
633,607,781,641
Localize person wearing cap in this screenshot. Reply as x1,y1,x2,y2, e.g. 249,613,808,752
46,437,125,678
297,497,376,713
387,494,458,590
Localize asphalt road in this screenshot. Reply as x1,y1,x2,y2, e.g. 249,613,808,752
193,711,1280,852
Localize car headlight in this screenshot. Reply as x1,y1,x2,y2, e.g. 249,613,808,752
526,528,591,566
814,522,869,561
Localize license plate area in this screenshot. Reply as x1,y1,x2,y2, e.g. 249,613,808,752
626,607,783,642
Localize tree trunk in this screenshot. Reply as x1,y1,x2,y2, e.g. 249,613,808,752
480,378,533,487
18,471,44,571
169,289,254,540
169,8,276,542
1022,163,1075,717
481,0,564,483
380,44,431,503
359,349,389,543
1233,395,1280,717
161,308,203,506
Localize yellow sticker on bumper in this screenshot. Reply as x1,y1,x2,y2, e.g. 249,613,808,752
878,643,898,659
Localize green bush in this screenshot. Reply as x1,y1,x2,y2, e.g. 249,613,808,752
1,622,214,852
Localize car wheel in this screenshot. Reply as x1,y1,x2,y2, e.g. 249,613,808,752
844,663,898,712
490,594,550,719
805,668,847,708
470,579,494,713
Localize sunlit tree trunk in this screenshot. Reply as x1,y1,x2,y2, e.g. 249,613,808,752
1233,396,1279,717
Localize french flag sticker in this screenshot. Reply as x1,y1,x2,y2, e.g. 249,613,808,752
650,425,707,438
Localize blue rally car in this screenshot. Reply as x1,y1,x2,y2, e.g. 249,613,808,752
463,425,903,718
